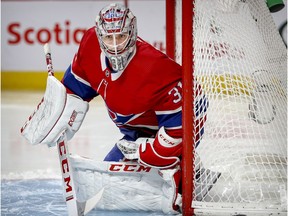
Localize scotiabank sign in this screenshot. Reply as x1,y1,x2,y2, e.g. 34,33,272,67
7,20,86,45
2,1,165,71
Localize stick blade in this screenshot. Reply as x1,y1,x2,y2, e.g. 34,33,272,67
76,188,104,215
84,188,104,214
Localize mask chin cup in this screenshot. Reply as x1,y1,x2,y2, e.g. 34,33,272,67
105,45,135,72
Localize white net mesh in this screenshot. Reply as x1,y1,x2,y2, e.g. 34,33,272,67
175,0,287,213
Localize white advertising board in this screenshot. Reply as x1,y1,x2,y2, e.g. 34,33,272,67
1,0,286,72
1,1,166,71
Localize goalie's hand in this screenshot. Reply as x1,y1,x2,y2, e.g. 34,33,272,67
116,138,152,160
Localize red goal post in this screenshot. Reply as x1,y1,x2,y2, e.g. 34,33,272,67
166,0,195,214
166,0,287,215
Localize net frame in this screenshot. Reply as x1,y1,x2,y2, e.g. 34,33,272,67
181,0,194,215
166,0,287,215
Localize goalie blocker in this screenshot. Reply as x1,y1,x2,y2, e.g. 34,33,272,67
21,75,89,147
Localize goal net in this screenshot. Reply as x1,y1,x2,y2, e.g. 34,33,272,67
169,0,287,215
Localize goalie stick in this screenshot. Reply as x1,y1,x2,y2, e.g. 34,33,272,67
43,44,104,216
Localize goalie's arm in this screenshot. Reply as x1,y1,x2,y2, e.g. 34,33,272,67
62,54,99,101
117,80,208,169
139,80,209,168
138,81,183,168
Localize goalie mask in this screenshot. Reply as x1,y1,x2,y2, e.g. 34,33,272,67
95,3,137,71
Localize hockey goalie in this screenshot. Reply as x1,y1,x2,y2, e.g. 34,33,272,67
21,3,208,215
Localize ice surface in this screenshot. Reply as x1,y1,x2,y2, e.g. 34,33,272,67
1,179,166,216
2,179,65,216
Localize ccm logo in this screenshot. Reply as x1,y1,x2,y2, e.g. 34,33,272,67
159,134,175,145
58,141,74,201
109,164,151,173
68,110,77,127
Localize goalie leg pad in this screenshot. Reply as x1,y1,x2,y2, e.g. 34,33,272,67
159,167,182,214
70,156,181,214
